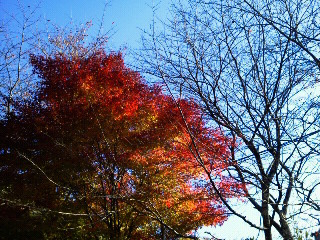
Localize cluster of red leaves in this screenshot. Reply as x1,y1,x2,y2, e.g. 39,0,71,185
11,50,245,238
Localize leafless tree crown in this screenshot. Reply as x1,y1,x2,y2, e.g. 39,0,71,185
138,0,320,239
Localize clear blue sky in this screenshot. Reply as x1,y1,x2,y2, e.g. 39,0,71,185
1,0,170,51
40,0,167,50
0,1,263,239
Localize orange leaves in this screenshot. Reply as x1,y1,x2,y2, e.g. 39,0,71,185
23,49,245,237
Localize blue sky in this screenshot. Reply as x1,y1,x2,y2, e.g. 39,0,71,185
0,0,264,239
1,0,170,48
40,0,161,50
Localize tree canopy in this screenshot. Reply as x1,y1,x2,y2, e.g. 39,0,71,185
0,46,243,239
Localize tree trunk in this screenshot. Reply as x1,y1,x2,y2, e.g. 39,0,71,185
279,217,293,240
262,187,272,240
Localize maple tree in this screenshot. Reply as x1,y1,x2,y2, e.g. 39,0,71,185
1,47,243,239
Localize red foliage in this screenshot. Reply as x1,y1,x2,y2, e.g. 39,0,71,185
10,49,245,238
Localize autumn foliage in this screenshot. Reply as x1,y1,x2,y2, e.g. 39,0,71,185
0,49,243,239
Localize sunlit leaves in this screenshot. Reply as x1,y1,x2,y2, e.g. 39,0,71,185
3,49,244,238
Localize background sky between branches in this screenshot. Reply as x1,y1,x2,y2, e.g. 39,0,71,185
0,0,265,239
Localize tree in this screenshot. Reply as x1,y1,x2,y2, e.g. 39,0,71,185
0,3,110,237
232,0,320,218
0,1,110,120
138,0,320,239
1,43,242,239
239,0,320,72
0,1,42,118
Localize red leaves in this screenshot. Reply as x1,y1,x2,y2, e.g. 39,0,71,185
23,49,245,237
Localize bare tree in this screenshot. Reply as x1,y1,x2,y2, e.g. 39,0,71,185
239,0,320,71
138,0,320,239
0,1,43,118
